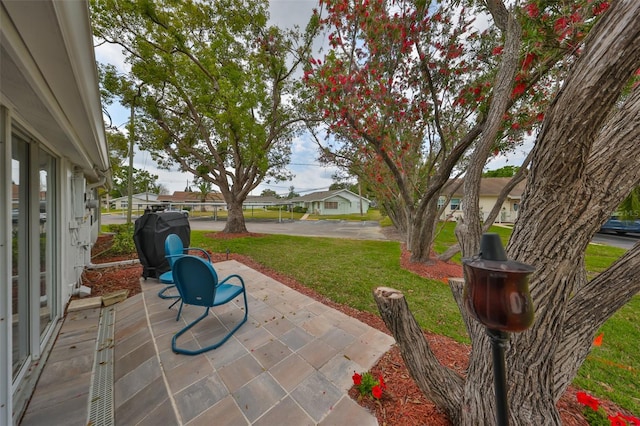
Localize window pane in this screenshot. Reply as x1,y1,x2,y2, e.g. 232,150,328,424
11,135,29,378
38,149,55,338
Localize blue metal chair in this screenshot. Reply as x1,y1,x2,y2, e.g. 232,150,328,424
171,255,248,355
158,234,211,300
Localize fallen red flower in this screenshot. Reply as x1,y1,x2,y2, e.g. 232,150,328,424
576,391,600,412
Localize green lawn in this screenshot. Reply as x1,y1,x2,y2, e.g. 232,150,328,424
185,221,639,415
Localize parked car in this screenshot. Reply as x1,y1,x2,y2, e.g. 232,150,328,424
599,216,640,235
163,206,189,217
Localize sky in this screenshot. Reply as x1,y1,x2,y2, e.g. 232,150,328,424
94,0,528,196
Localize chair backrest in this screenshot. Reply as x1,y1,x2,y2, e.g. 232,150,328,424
165,234,185,269
172,255,220,307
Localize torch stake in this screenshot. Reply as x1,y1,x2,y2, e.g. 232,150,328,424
487,328,510,426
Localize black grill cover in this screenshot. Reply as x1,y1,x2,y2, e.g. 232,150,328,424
133,211,190,279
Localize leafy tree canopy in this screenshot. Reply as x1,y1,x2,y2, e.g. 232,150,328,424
91,0,317,232
483,165,520,177
260,188,280,198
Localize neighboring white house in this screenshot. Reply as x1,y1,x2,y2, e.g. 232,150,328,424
243,195,290,210
291,189,371,215
439,178,527,223
110,192,159,210
1,2,110,423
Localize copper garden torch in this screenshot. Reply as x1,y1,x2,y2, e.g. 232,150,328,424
463,233,535,426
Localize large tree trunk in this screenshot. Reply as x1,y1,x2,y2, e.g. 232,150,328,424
375,2,640,424
407,197,440,263
223,198,248,233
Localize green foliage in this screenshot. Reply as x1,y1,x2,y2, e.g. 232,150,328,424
107,224,136,255
483,166,520,177
617,187,640,220
581,407,609,426
110,168,161,198
352,371,385,399
91,0,317,229
574,296,640,417
260,189,280,198
292,206,307,213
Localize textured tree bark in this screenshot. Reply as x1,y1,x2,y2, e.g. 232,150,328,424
501,1,640,423
408,197,440,263
373,287,464,424
457,0,522,259
375,1,640,425
223,198,248,233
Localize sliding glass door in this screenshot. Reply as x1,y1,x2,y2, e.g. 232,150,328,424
11,135,29,378
10,135,58,381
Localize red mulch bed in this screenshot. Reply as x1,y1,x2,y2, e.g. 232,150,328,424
85,232,609,425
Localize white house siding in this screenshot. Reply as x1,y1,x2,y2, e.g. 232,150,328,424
438,180,523,223
0,1,109,423
295,189,370,216
317,195,351,215
110,193,159,210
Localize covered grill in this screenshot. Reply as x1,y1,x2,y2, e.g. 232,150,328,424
133,211,190,279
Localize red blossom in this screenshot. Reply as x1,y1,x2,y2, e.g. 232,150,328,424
593,332,604,346
352,372,362,385
570,11,581,23
511,82,527,98
620,414,640,425
379,375,386,390
371,384,383,399
576,391,600,412
554,16,569,34
608,414,626,426
593,1,610,16
524,3,539,18
522,52,536,70
492,46,504,55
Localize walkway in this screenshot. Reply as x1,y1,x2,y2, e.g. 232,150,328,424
20,260,395,425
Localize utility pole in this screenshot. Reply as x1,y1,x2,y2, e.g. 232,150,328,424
126,85,142,224
126,100,134,224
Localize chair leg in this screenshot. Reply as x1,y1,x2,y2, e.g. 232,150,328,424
168,297,181,311
172,307,210,355
172,291,249,356
158,284,180,299
175,300,184,321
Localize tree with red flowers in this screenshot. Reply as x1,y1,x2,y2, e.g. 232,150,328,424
304,0,606,263
372,1,640,425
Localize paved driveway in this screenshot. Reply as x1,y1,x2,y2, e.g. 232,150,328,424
102,214,390,241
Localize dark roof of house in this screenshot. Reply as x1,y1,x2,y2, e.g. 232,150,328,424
157,191,224,202
243,196,289,204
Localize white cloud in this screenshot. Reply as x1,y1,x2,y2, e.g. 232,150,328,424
485,138,534,171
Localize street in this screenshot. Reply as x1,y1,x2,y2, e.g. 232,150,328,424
102,213,638,249
592,231,640,250
101,213,391,241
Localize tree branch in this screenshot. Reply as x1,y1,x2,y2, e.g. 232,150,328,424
373,287,464,424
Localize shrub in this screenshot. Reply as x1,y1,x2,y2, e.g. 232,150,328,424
109,224,136,255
